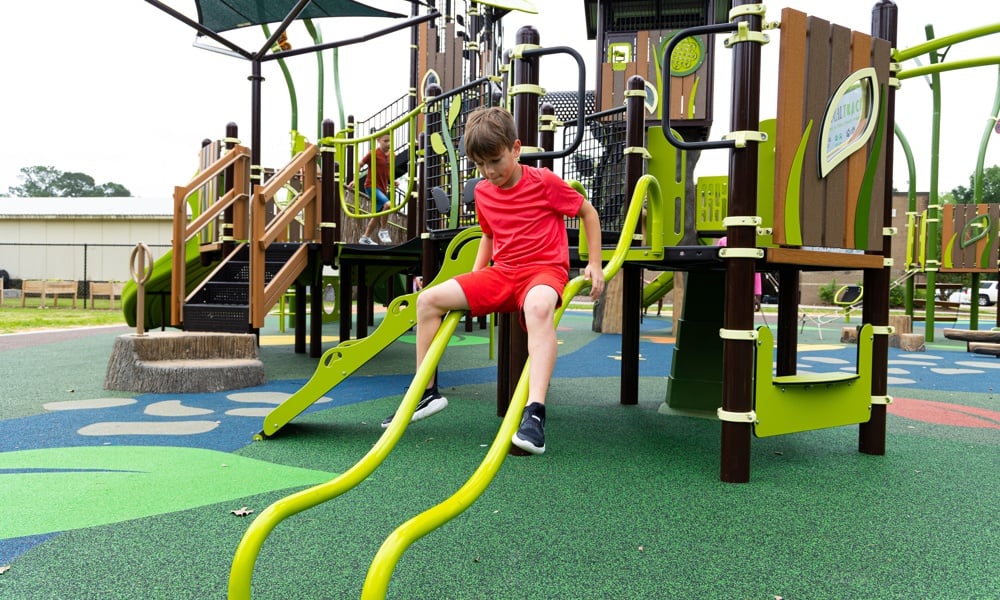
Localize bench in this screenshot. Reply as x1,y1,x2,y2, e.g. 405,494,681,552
21,280,79,308
89,281,124,309
912,298,961,322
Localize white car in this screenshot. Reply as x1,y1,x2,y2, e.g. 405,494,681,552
947,281,999,306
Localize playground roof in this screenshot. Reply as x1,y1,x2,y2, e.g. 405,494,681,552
193,0,405,33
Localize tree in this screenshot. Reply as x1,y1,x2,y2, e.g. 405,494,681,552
949,165,1000,204
6,165,132,197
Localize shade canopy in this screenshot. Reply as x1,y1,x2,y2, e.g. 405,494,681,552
194,0,406,33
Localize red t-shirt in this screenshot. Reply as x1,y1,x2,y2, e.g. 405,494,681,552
474,165,583,272
360,148,390,194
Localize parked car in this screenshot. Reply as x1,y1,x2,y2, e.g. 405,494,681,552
947,281,999,306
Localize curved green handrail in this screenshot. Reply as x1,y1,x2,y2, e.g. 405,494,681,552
361,174,664,599
228,228,482,600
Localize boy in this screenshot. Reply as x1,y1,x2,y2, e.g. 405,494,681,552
357,133,393,245
382,107,605,455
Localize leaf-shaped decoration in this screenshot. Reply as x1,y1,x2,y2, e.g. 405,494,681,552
819,67,880,177
430,132,447,155
447,96,462,128
0,446,334,538
960,213,991,249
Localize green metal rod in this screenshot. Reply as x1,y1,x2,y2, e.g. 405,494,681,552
898,56,1000,81
262,24,299,134
969,66,1000,329
893,123,917,313
304,19,325,141
894,23,1000,62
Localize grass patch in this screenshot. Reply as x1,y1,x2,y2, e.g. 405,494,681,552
0,298,127,334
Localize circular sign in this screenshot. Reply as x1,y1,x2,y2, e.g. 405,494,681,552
669,36,705,77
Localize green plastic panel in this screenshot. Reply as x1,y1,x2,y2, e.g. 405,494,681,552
753,323,874,437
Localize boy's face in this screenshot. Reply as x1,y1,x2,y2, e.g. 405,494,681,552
473,139,521,190
377,136,390,152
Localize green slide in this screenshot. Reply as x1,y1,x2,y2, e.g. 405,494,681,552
258,228,484,439
642,271,674,309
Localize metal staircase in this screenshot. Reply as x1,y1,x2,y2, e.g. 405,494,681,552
183,243,303,333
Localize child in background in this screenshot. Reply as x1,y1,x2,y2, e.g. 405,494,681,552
357,133,393,245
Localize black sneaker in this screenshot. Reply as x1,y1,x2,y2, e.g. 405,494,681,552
381,388,448,428
512,403,546,454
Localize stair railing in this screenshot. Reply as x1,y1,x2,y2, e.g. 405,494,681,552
170,144,252,326
249,143,321,328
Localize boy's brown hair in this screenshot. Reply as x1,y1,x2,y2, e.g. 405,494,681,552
464,107,518,162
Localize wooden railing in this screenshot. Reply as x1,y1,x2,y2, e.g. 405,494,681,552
250,143,321,328
170,144,251,325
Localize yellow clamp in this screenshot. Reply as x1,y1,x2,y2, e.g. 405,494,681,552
222,137,241,144
729,3,766,20
510,43,542,59
320,222,337,229
883,258,894,267
624,89,647,98
719,328,758,341
624,146,652,159
508,83,546,97
722,216,762,228
719,247,764,259
717,408,757,423
883,227,898,236
870,395,893,405
725,21,769,48
721,130,768,148
870,325,895,336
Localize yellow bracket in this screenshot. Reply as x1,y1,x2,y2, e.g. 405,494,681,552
721,130,768,148
724,21,770,48
510,43,542,59
508,83,546,96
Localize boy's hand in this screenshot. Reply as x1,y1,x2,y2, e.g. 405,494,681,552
585,261,605,299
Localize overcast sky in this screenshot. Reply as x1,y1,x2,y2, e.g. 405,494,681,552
2,1,998,199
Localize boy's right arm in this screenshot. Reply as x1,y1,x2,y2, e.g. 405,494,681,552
472,233,493,272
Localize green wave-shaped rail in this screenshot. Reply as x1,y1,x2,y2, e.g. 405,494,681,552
361,175,662,599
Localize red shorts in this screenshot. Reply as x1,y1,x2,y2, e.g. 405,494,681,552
455,264,568,329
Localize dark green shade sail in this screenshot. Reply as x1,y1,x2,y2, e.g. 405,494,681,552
194,0,406,33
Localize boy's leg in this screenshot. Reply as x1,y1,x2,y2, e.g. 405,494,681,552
381,279,470,428
512,284,559,454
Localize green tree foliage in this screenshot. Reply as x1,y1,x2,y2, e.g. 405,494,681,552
949,165,1000,204
5,166,131,197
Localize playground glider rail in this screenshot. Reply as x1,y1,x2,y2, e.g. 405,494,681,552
361,175,663,599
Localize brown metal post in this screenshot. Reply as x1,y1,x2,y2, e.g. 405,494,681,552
620,75,647,406
320,118,337,262
720,3,763,483
223,122,238,256
499,26,541,414
859,0,898,456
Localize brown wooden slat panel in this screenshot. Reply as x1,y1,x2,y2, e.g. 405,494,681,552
801,15,833,247
773,8,809,245
824,24,852,248
601,62,619,112
867,37,892,250
843,30,871,249
765,247,884,269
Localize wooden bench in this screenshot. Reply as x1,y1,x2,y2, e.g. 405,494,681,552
20,280,46,307
912,298,961,322
21,280,78,308
89,281,124,309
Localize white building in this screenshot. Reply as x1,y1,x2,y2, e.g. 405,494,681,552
0,197,175,283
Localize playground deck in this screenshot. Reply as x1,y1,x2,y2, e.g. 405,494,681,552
0,310,997,599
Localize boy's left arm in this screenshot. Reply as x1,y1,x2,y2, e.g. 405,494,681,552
577,200,605,299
